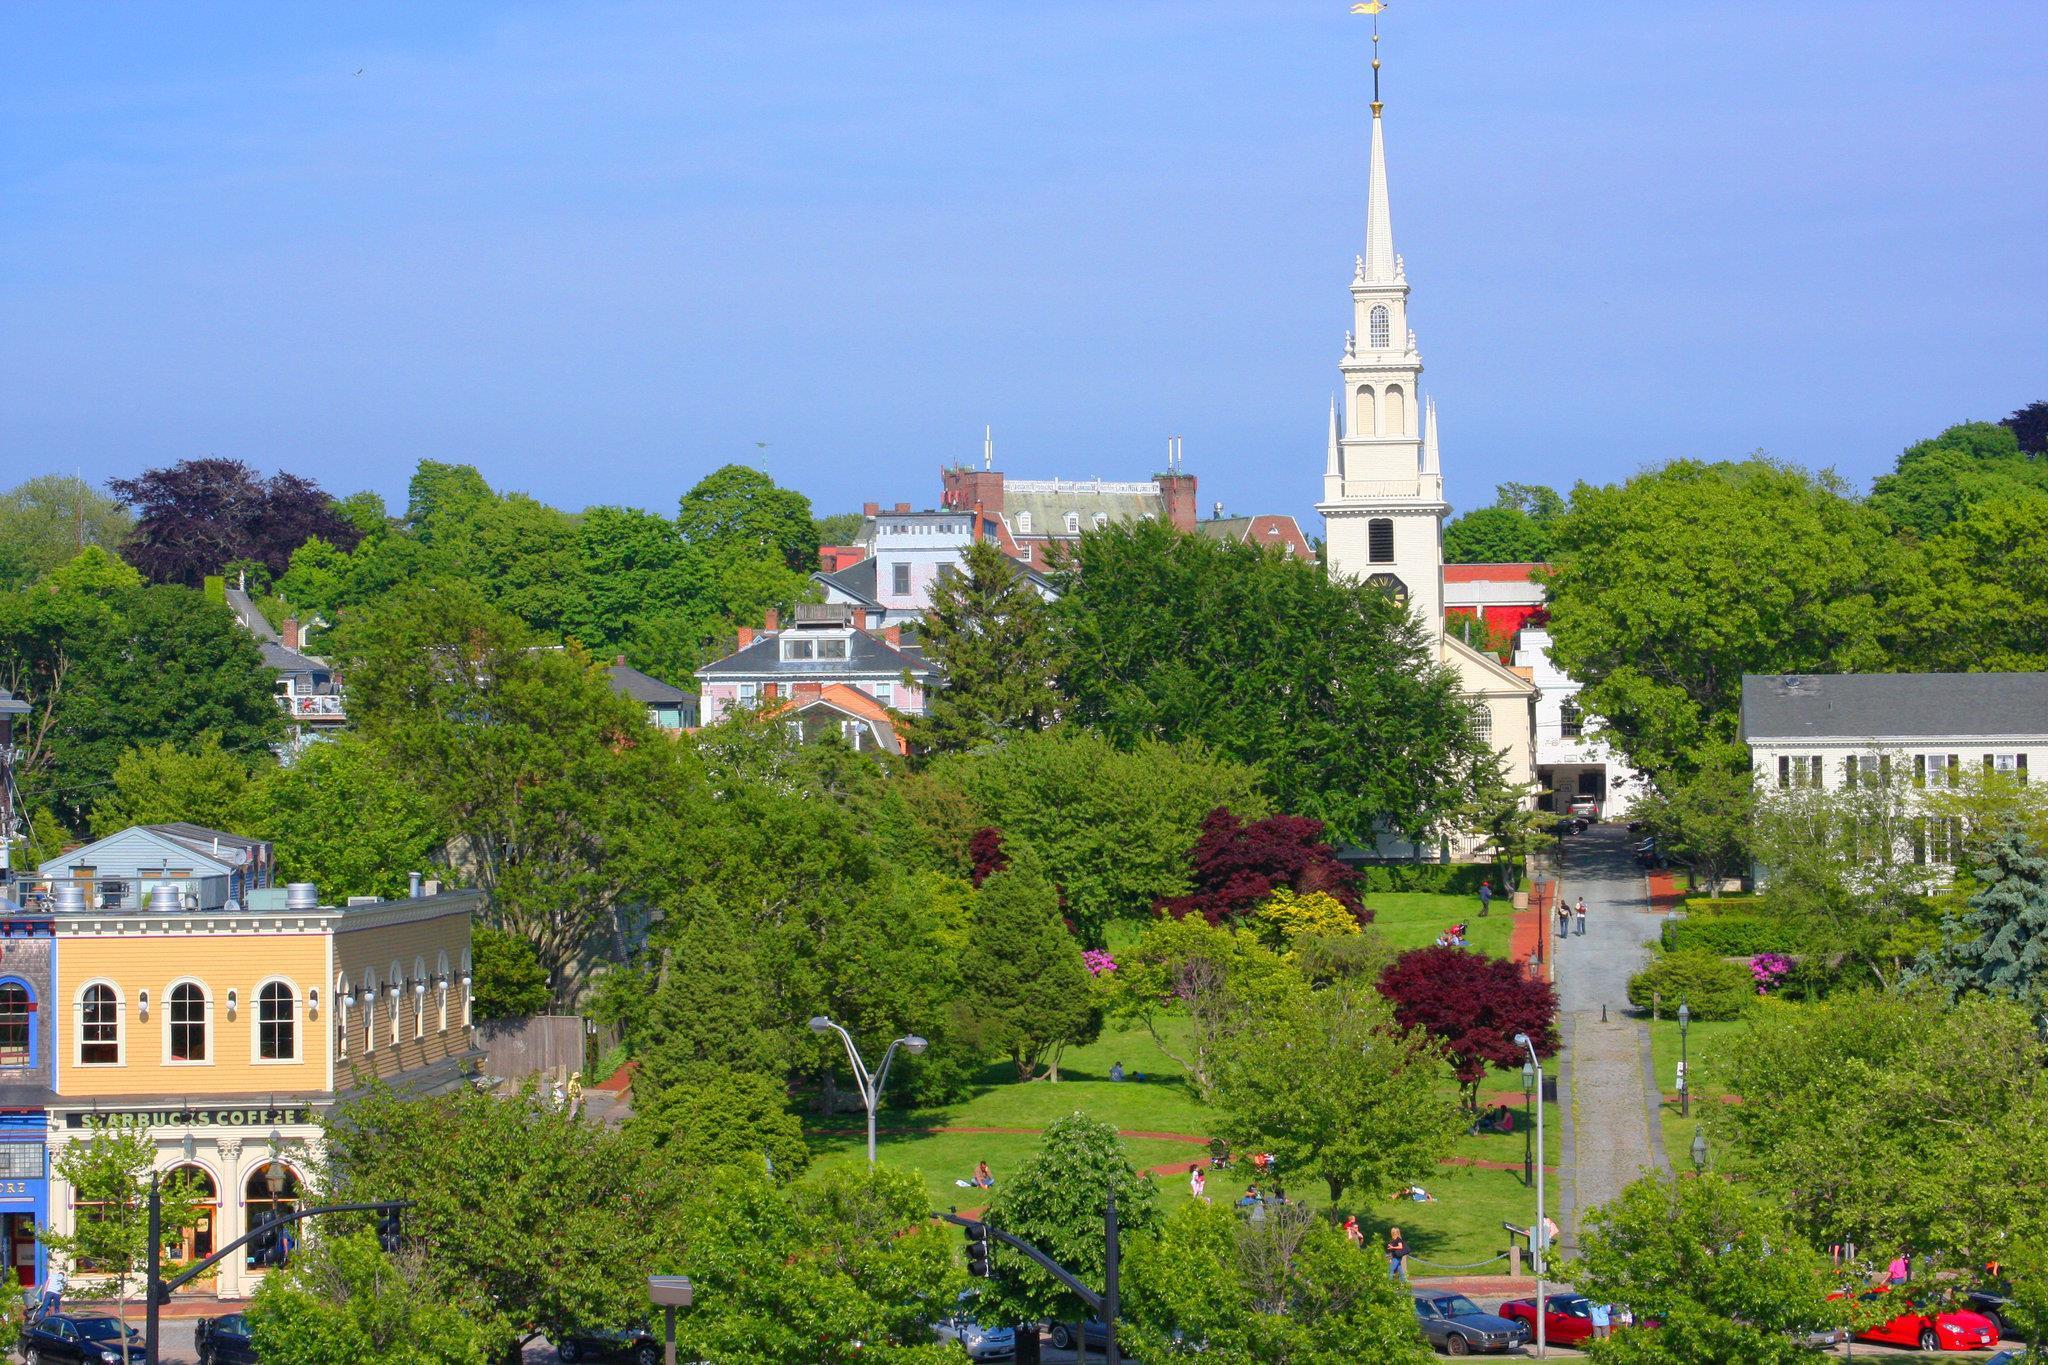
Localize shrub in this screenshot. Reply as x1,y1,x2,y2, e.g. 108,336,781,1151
1660,915,1801,956
1627,950,1753,1021
1682,895,1773,918
1356,863,1505,895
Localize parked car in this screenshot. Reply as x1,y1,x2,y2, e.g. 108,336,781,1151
1967,1286,2015,1340
1829,1287,2000,1352
197,1310,260,1364
1410,1289,1527,1355
1566,798,1601,822
931,1291,1016,1359
1497,1294,1598,1345
20,1313,144,1364
1046,1319,1111,1351
1549,816,1587,837
555,1326,659,1364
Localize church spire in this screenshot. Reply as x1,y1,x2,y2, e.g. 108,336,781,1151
1421,395,1440,476
1324,394,1343,497
1360,2,1397,283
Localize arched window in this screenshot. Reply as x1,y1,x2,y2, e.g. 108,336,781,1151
1471,705,1494,742
414,956,428,1038
1064,512,1080,535
1383,384,1405,436
1355,384,1376,435
1368,518,1395,564
80,984,121,1066
168,982,208,1062
167,1165,218,1263
361,970,378,1053
258,981,297,1062
244,1163,304,1271
460,949,474,1027
335,972,352,1060
388,962,404,1045
1016,512,1032,535
1369,305,1390,348
436,952,451,1032
0,983,31,1067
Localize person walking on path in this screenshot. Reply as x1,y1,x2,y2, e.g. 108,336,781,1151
1190,1164,1207,1202
1479,879,1494,918
1575,896,1589,937
36,1263,64,1324
1557,894,1571,938
1387,1227,1409,1280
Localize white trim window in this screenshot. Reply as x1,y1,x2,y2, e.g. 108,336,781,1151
336,972,352,1060
77,981,123,1066
255,979,299,1063
436,951,452,1032
165,979,211,1064
413,956,429,1039
388,962,405,1046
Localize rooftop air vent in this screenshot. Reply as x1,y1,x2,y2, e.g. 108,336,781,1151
53,885,86,914
147,883,183,913
285,882,320,911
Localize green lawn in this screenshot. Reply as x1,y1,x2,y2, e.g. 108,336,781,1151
1645,1016,1750,1170
802,1015,1560,1271
1366,891,1516,959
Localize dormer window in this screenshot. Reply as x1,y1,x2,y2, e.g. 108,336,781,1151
1064,512,1080,535
1092,513,1108,530
782,638,815,661
1017,512,1033,534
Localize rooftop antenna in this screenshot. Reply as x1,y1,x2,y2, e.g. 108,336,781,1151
983,425,993,470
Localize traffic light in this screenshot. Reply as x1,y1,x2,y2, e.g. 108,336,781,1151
377,1206,403,1255
251,1225,281,1268
964,1221,992,1279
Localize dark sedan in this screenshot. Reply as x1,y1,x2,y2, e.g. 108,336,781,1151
555,1327,659,1364
1410,1289,1527,1355
20,1314,143,1365
197,1311,260,1364
1968,1287,2015,1341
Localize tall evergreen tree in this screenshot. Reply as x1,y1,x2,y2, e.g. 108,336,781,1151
962,864,1098,1081
1919,829,2048,1025
904,538,1063,754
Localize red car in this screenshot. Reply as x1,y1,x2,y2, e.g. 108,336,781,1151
1829,1287,2000,1352
1497,1294,1599,1345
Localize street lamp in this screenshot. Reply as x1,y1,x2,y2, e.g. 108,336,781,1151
1514,1031,1548,1360
1677,1001,1692,1119
809,1016,928,1167
1690,1129,1708,1175
1520,1060,1535,1188
648,1275,693,1365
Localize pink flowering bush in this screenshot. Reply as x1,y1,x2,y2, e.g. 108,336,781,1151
1082,949,1118,977
1749,953,1792,994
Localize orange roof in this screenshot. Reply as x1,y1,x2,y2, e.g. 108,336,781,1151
1442,562,1549,584
762,683,906,753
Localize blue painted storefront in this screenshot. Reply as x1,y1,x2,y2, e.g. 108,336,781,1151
0,1112,47,1287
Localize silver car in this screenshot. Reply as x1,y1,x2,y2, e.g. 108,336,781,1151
931,1292,1016,1360
1410,1289,1528,1356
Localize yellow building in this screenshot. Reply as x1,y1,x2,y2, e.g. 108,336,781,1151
30,824,478,1300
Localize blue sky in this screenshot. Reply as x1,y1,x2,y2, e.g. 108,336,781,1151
3,2,2043,530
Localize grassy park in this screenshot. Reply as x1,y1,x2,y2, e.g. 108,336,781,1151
808,892,1561,1269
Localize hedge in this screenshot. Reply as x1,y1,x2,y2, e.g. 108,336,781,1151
1659,915,1801,956
1627,950,1754,1021
1682,895,1773,918
1355,863,1512,894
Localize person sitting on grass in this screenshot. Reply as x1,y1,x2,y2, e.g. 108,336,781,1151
955,1160,995,1189
1394,1185,1436,1203
1109,1061,1125,1082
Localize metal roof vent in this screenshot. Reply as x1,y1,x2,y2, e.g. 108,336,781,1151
147,883,183,913
285,882,320,910
53,885,86,914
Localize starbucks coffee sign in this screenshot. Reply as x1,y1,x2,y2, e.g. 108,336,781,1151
65,1106,315,1130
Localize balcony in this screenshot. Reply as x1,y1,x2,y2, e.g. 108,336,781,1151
278,691,346,722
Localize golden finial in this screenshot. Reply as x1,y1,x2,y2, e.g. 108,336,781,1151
1352,1,1389,109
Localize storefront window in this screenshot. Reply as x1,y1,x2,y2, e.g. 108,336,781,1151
166,1165,217,1265
245,1164,303,1270
0,985,28,1066
169,983,208,1062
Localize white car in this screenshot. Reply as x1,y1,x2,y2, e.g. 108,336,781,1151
931,1293,1016,1360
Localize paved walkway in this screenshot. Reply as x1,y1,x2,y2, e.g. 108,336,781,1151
1551,824,1667,1254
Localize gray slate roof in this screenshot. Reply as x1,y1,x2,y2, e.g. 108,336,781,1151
697,628,937,681
816,557,880,604
1741,673,2048,741
606,662,694,705
260,641,329,676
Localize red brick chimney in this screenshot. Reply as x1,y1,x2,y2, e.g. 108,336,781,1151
1155,472,1198,533
763,608,779,631
852,608,867,631
763,682,779,700
883,625,902,647
281,617,301,650
894,502,911,513
941,466,1005,516
863,502,880,516
736,626,754,648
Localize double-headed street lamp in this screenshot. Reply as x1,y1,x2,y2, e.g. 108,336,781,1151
810,1015,927,1167
1514,1030,1548,1360
1677,1000,1692,1118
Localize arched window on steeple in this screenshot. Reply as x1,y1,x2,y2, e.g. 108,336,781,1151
1383,384,1405,436
1369,305,1390,348
1368,519,1395,564
1355,385,1376,435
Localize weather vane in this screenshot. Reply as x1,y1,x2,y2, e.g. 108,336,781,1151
1351,1,1388,110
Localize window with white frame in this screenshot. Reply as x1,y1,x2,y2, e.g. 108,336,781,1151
414,956,428,1038
818,637,848,660
1989,753,2030,783
1064,512,1080,535
79,984,121,1065
737,682,759,705
1017,512,1032,534
782,638,815,661
436,952,451,1032
873,681,894,707
892,563,911,596
258,981,297,1061
168,982,208,1062
1369,304,1391,348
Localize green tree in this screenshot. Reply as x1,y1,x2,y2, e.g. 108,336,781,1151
1868,420,2048,539
338,581,660,1000
1121,1200,1434,1364
1627,751,1753,895
1715,991,2048,1270
404,461,495,540
1214,981,1459,1212
1442,505,1549,564
677,464,820,573
1447,755,1552,890
469,925,551,1021
1569,1173,1852,1365
0,475,133,588
904,538,1063,754
234,732,444,900
671,1165,962,1365
962,864,1099,1081
332,490,391,539
1892,494,2048,671
814,511,866,545
1056,520,1482,844
1916,829,2048,1028
627,1061,809,1181
39,1126,205,1358
1102,916,1298,1099
933,728,1266,941
89,732,258,837
980,1115,1161,1337
566,504,714,678
1543,458,1906,783
247,1231,490,1365
322,1084,698,1359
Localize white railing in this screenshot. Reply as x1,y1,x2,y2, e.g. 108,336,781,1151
280,693,346,719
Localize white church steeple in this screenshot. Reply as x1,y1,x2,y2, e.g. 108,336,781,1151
1317,12,1447,634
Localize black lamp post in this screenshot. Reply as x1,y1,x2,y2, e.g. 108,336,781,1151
1521,1060,1535,1188
1677,1001,1692,1119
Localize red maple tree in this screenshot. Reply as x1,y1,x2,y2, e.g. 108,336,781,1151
968,827,1009,887
1376,945,1558,1106
1158,806,1366,926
